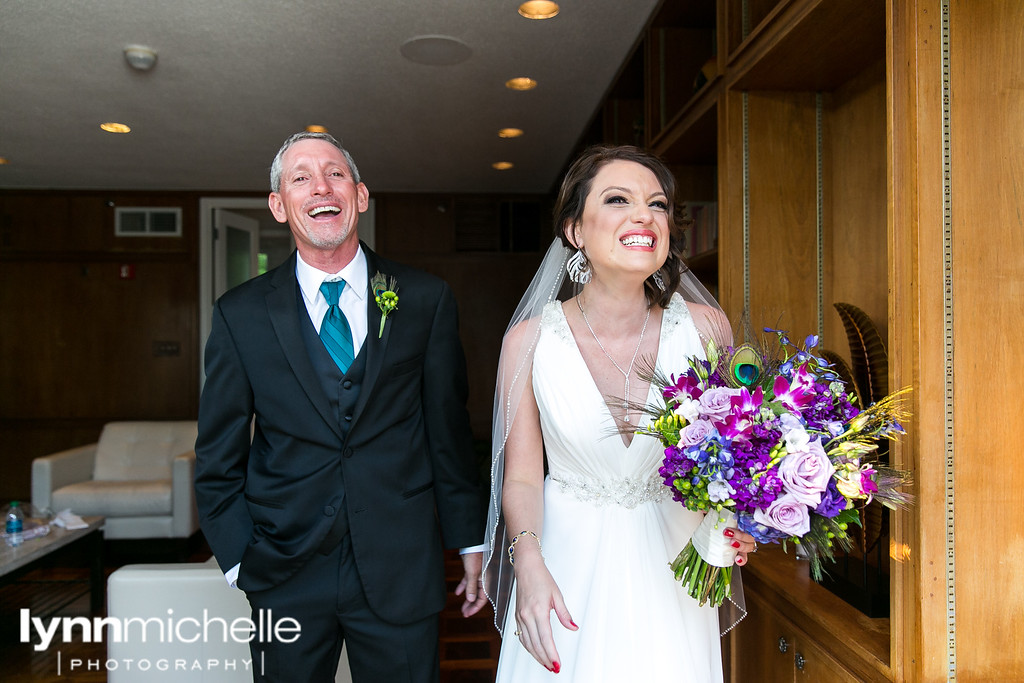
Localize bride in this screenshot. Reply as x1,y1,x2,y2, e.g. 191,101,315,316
483,145,755,681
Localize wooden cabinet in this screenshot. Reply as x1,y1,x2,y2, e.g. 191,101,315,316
608,0,1024,679
732,591,865,683
726,544,890,681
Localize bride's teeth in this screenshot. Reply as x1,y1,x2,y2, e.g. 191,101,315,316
621,235,653,247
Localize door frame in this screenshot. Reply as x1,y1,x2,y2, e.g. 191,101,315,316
198,197,274,391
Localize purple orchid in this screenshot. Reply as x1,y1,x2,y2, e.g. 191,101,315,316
773,365,816,413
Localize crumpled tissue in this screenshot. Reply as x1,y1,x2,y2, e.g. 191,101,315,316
53,509,88,530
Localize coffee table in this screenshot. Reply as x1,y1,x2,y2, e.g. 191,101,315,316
0,516,105,614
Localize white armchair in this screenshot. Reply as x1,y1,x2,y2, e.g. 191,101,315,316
31,421,199,540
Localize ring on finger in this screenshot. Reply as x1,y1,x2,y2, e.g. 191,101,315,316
514,628,522,637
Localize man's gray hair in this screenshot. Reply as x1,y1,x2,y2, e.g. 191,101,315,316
269,132,361,192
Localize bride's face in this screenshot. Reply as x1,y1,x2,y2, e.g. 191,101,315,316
571,160,671,283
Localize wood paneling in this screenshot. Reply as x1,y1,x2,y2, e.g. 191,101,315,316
0,188,549,499
0,191,200,502
825,61,888,358
398,252,545,440
888,1,1024,679
717,90,746,328
0,259,197,418
376,194,456,255
948,1,1024,678
746,91,820,338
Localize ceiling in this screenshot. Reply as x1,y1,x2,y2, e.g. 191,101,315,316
0,0,660,195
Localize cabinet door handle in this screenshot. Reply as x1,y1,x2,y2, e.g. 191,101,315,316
777,636,788,654
795,652,805,671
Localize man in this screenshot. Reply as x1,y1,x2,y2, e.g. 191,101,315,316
195,132,487,683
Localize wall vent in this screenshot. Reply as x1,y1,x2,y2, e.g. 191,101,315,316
115,207,182,237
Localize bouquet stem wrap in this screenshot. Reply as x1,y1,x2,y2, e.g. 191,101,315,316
671,509,738,608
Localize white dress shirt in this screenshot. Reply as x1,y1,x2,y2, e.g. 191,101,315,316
295,247,369,354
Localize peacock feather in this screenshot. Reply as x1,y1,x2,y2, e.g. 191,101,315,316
729,344,763,387
833,302,888,403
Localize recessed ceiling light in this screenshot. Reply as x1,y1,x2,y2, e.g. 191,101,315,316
400,35,472,66
305,125,329,133
0,157,8,165
492,162,514,170
123,44,158,71
498,128,524,138
505,77,537,91
100,122,131,134
518,1,559,19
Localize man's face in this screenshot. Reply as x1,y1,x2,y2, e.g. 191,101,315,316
268,139,369,257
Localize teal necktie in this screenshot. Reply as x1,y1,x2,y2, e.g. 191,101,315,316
319,280,355,374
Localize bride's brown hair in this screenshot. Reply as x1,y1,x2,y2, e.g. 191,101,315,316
553,144,692,309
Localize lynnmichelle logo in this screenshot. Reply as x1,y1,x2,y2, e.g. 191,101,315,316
20,607,301,676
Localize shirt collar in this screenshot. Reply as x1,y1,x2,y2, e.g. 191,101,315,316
295,246,368,304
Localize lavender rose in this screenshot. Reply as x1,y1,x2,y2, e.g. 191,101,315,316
777,436,834,507
699,387,742,423
678,419,717,447
753,493,811,537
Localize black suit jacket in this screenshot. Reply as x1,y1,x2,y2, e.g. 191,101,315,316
195,244,483,623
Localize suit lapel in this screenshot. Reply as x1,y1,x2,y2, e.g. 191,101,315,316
266,253,343,441
350,245,391,427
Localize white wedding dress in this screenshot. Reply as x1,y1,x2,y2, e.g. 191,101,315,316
495,294,723,683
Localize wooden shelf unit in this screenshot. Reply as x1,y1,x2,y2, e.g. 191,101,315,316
598,0,1024,680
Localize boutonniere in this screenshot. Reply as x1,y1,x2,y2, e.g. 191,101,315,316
371,271,399,338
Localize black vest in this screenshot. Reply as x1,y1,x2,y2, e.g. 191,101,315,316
299,289,367,442
298,287,367,552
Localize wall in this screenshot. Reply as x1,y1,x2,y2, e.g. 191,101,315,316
0,190,549,502
0,191,201,503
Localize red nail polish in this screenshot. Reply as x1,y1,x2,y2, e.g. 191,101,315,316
570,619,578,629
731,541,741,548
723,528,735,538
552,662,561,674
736,556,745,565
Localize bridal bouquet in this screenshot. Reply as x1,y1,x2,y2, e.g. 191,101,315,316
635,328,912,608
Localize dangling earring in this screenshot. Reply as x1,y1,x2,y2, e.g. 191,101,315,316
652,270,666,292
567,248,592,285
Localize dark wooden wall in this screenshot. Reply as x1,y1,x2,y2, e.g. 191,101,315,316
0,192,202,503
0,190,549,502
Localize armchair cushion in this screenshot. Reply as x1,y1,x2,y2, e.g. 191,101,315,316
52,480,172,516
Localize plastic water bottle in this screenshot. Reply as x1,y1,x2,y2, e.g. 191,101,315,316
5,501,24,547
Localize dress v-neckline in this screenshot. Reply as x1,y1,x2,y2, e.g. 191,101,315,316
555,299,674,449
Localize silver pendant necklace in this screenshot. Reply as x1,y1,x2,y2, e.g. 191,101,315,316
577,297,651,423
